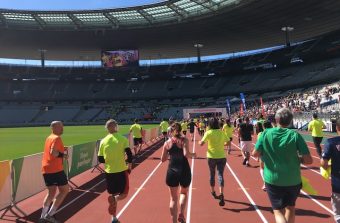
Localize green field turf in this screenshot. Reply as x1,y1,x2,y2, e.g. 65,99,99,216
0,124,158,161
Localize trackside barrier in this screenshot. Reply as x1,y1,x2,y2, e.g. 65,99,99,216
0,160,11,211
0,127,161,219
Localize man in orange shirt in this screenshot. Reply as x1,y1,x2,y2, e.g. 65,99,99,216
39,121,69,223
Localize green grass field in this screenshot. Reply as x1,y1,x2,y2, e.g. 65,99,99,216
0,124,158,161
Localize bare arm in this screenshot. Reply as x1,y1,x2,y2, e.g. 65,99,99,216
183,138,196,158
320,158,329,169
161,143,169,162
252,149,261,158
300,154,313,165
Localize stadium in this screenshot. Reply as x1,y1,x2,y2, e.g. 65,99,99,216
0,0,340,222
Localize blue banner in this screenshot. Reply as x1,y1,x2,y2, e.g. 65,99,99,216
226,99,231,117
240,93,247,112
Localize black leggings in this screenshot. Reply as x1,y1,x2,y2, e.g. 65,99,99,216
312,137,323,157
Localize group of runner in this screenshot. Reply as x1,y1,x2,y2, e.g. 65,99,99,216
38,110,340,223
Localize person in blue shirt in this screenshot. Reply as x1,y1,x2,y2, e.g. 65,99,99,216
321,118,340,223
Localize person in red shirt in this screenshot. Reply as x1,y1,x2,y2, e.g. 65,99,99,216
39,121,69,223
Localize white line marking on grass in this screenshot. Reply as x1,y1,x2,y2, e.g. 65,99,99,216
226,163,268,223
186,130,196,223
117,161,162,218
300,190,334,215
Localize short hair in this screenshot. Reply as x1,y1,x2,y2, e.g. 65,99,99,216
208,117,220,130
313,113,318,119
105,119,117,129
50,121,62,128
263,120,272,129
275,108,293,127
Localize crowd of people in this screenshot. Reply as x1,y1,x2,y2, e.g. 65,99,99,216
38,107,340,223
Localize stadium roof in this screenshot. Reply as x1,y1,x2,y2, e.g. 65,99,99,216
0,0,241,30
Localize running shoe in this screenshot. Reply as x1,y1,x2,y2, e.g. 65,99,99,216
219,194,225,206
178,213,186,223
111,218,120,223
43,215,60,223
211,191,218,199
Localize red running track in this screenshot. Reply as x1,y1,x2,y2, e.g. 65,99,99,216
0,130,335,223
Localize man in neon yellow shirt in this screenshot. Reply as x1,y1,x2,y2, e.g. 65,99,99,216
308,113,326,157
160,118,169,142
130,119,143,155
181,120,188,136
98,119,133,223
199,117,229,207
222,119,234,154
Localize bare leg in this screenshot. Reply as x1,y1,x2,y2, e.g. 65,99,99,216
169,187,179,223
46,184,69,216
41,186,57,217
285,206,295,223
179,187,188,216
273,209,287,223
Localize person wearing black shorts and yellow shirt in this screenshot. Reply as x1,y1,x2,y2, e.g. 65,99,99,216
160,118,169,142
308,113,326,157
199,117,230,207
181,120,188,136
98,119,133,223
222,119,234,154
130,119,143,155
161,122,196,223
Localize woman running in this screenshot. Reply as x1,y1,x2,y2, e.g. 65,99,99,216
199,117,230,206
161,122,196,223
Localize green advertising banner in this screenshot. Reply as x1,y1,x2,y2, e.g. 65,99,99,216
68,141,96,178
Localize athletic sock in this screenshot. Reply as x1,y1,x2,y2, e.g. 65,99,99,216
41,206,50,218
47,203,58,216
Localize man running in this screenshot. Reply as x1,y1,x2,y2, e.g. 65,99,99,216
222,119,234,154
130,119,143,155
98,119,133,223
181,120,188,136
40,121,69,223
187,119,196,141
160,118,169,142
308,113,326,157
238,117,253,166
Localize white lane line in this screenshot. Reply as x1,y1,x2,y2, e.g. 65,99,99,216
117,161,162,218
226,163,268,223
56,178,106,214
300,190,335,215
186,130,196,223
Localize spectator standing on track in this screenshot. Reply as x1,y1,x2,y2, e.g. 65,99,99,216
129,119,143,155
222,119,234,154
253,108,313,223
321,118,340,223
308,113,326,157
98,119,133,223
160,118,169,142
40,121,69,223
238,117,254,167
199,117,230,207
161,122,196,223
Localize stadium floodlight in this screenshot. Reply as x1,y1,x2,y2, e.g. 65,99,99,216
281,26,294,47
194,43,204,63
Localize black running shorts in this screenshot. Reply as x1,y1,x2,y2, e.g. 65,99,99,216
133,138,143,146
105,171,129,195
265,182,302,210
43,171,68,187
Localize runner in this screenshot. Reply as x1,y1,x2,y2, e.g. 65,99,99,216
253,108,312,223
308,113,326,157
160,118,169,142
129,119,143,155
181,120,188,136
187,119,196,141
39,121,69,223
161,122,196,223
238,117,254,167
222,118,234,154
199,117,230,207
321,117,340,223
98,119,133,223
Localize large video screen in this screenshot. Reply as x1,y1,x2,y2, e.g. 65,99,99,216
101,50,139,68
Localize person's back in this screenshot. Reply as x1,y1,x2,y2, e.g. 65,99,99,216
239,122,253,141
130,123,142,138
308,118,325,137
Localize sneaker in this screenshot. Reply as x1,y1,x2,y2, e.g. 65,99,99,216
108,196,117,215
178,213,186,223
111,218,120,223
219,194,225,206
44,215,60,223
211,191,218,199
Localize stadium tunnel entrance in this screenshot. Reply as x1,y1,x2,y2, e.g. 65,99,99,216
183,108,227,119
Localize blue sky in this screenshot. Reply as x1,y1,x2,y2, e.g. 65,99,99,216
0,0,165,11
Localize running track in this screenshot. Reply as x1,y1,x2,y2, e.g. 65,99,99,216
0,130,335,223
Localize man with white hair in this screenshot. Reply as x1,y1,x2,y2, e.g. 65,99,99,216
253,108,313,223
40,121,69,223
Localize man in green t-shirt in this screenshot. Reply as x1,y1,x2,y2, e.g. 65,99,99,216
98,119,133,223
253,108,312,223
130,119,143,155
308,113,326,157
